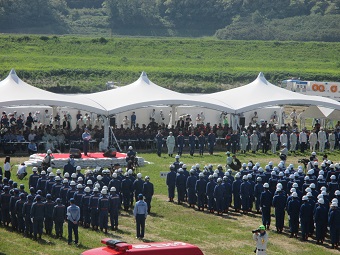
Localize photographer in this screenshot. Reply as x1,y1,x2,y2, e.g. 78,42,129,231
253,225,268,255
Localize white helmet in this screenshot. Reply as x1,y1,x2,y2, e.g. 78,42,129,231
302,196,308,201
277,183,283,189
311,151,316,156
279,172,284,177
101,189,107,195
268,161,273,166
318,198,325,205
32,167,38,172
318,175,323,180
217,178,222,183
335,190,340,196
110,187,116,192
41,171,46,175
128,146,133,150
87,180,93,185
77,184,82,189
247,174,252,179
103,186,108,190
64,172,70,178
84,187,91,193
112,173,117,178
290,188,296,193
71,173,77,179
307,192,313,197
276,187,282,192
47,149,52,154
331,175,336,180
258,167,264,172
331,202,338,207
70,181,76,186
292,183,298,188
49,172,55,177
56,169,61,174
310,183,315,189
55,176,61,181
242,175,248,180
292,192,298,198
321,186,327,192
63,179,68,184
242,163,247,167
263,183,269,188
95,183,100,188
47,167,52,173
137,173,142,179
97,175,103,180
93,187,99,192
213,173,218,178
76,166,81,171
128,169,133,175
78,177,83,182
256,177,262,182
305,187,312,193
319,170,324,175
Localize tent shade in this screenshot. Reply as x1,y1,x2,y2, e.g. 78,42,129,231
197,72,340,114
79,72,235,115
0,69,107,114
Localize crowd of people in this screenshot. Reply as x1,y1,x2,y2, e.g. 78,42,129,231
0,161,154,244
166,154,340,249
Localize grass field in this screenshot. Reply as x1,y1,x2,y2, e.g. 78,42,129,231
1,35,340,93
0,150,339,255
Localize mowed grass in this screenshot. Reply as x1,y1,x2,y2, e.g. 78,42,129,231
0,35,340,92
0,149,339,255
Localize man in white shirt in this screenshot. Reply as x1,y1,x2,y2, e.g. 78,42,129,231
16,163,27,180
299,129,307,153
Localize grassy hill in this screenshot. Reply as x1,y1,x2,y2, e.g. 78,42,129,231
0,152,339,255
0,35,340,93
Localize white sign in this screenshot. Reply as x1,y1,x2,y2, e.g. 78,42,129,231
160,172,168,178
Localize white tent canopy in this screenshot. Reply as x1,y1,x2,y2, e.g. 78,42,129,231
198,72,340,114
303,105,340,120
78,71,235,116
0,69,107,114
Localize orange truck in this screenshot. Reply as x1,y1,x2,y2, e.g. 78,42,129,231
81,239,204,255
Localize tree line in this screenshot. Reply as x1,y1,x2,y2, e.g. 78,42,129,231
0,0,339,40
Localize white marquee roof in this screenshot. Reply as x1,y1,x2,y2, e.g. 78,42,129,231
0,69,107,114
79,71,235,115
199,72,340,114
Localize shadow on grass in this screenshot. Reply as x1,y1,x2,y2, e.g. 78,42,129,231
149,212,164,218
141,238,155,243
115,228,131,235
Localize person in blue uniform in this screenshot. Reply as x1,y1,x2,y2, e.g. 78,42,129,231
329,202,340,249
198,131,205,156
300,195,312,241
121,173,133,211
9,188,20,231
186,170,197,208
155,130,163,157
29,167,40,190
188,131,197,156
109,187,120,230
133,173,144,203
207,130,216,155
142,176,154,214
177,131,185,156
254,177,264,214
67,198,80,245
195,173,207,211
133,194,148,240
175,168,186,205
44,194,55,235
23,194,33,237
222,175,232,213
287,192,300,238
15,193,26,233
30,195,45,240
36,171,48,196
206,175,216,213
98,189,110,233
89,187,100,230
314,198,327,244
214,178,226,215
166,165,176,202
232,174,242,212
240,175,251,214
81,187,91,228
260,183,272,230
272,188,286,233
53,198,66,238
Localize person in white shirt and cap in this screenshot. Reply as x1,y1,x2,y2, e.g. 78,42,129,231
318,127,327,152
270,130,278,154
166,132,176,157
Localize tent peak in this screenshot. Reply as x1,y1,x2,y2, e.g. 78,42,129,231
9,68,19,84
140,71,150,84
256,72,268,85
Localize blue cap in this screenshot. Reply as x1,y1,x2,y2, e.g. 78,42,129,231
138,194,143,199
69,198,75,202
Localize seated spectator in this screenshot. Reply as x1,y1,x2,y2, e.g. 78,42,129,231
28,140,38,155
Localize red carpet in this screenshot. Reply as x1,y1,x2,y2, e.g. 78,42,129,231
37,152,127,159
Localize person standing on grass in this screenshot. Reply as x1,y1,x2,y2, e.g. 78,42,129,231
253,225,268,255
82,128,91,156
67,198,80,246
133,194,148,240
166,132,175,157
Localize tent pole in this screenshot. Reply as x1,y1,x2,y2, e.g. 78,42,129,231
104,116,109,148
171,105,177,128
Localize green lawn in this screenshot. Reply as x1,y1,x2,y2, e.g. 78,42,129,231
0,150,339,255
